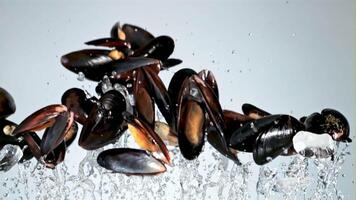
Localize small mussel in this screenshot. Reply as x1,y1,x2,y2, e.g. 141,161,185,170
97,148,166,175
0,87,16,119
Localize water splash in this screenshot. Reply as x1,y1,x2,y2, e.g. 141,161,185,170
0,136,351,199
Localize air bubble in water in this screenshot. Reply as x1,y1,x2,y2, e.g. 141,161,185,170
77,72,85,81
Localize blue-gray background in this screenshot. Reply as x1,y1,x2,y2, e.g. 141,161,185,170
0,0,355,199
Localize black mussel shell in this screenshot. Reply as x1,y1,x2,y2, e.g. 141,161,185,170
61,88,94,125
43,141,66,169
162,58,182,70
79,90,127,150
0,87,16,119
61,49,161,82
242,103,271,120
40,111,73,155
143,67,175,129
252,115,304,165
120,23,155,51
223,110,253,143
85,38,131,49
177,78,206,160
168,68,197,118
97,148,166,175
230,115,286,152
303,112,324,134
133,36,175,61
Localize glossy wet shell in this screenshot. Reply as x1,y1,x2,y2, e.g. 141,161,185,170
241,103,271,120
61,88,94,125
97,148,166,175
120,24,155,51
178,98,205,160
252,115,304,165
79,90,127,150
0,87,16,119
12,104,67,136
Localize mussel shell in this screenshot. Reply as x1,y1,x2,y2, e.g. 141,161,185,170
303,112,324,133
85,38,131,50
223,110,252,143
168,68,197,119
79,90,127,150
321,108,351,142
63,122,78,147
142,67,175,129
253,115,304,165
133,36,175,61
120,24,155,51
133,69,155,126
177,78,206,160
12,104,67,136
162,58,182,70
97,148,166,175
61,49,161,81
40,111,73,155
43,141,66,169
0,87,16,119
241,103,271,120
61,88,94,125
230,115,286,152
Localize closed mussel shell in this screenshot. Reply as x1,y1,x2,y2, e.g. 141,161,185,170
97,148,166,175
0,87,16,119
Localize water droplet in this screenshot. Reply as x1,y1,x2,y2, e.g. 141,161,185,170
248,32,252,37
77,72,85,81
231,50,236,54
192,52,195,56
291,33,296,37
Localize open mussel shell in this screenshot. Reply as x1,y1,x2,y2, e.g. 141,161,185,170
162,58,182,69
12,104,67,136
168,68,197,119
61,49,161,81
252,115,305,165
133,35,175,61
133,69,155,126
43,141,66,169
79,90,127,150
61,88,95,125
124,113,170,163
177,78,206,160
97,148,166,175
119,23,155,51
40,111,74,156
321,108,351,142
0,87,16,119
143,67,176,129
241,103,271,120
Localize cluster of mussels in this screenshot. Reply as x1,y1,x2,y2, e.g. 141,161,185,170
0,23,352,175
